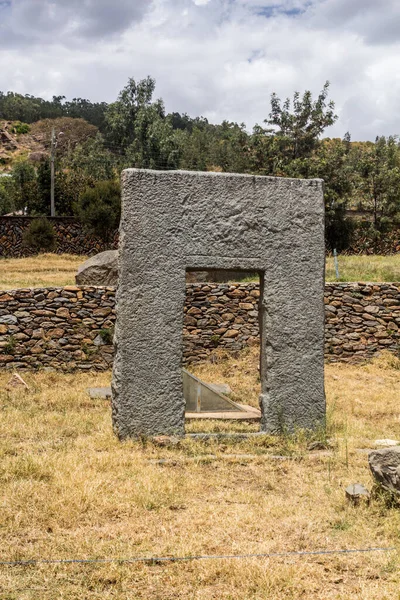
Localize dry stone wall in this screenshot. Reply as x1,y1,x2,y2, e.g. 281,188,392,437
0,216,118,258
0,282,399,371
0,286,116,371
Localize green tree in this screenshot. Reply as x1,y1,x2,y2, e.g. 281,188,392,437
105,76,161,148
65,135,117,181
31,117,98,157
126,107,181,169
265,81,338,163
10,160,40,214
0,176,15,215
351,136,400,231
74,180,120,242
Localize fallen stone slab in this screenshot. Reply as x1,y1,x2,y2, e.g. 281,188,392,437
368,447,400,494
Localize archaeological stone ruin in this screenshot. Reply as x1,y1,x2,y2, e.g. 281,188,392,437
112,169,326,438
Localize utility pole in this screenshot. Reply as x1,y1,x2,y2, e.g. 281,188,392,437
50,127,55,217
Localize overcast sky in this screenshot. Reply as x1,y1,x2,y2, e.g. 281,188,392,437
0,0,399,140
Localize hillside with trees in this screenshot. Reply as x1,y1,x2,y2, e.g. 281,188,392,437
1,78,400,253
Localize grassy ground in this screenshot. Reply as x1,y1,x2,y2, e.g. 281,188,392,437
325,254,400,283
0,254,399,289
0,254,85,289
1,348,400,599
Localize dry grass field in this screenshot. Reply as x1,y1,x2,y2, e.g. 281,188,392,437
0,254,85,289
0,253,399,289
1,348,400,599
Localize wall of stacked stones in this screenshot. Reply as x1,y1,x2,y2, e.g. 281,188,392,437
0,282,399,371
0,217,118,258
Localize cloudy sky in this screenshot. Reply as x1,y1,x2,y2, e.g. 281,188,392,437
0,0,399,140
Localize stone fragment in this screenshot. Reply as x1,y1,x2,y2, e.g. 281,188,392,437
0,325,7,334
152,435,181,447
75,250,118,286
224,329,240,338
30,345,43,354
368,447,400,494
56,307,70,318
187,307,202,315
48,328,65,338
345,483,370,505
0,315,17,325
239,303,254,310
364,306,380,315
88,386,112,399
93,307,112,317
0,355,14,363
32,329,44,340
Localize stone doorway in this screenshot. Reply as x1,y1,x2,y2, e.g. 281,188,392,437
112,169,326,438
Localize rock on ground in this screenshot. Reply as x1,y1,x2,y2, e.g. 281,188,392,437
368,446,400,494
76,250,118,286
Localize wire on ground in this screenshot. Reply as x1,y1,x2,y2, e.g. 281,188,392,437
0,547,396,567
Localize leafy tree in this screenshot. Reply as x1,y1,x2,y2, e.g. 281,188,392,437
351,136,400,231
126,106,181,169
64,135,117,181
0,176,15,215
74,180,120,242
265,81,338,162
308,135,354,250
10,160,40,214
31,117,98,156
105,76,161,148
63,98,108,130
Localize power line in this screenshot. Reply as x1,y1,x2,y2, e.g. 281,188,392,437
0,546,396,567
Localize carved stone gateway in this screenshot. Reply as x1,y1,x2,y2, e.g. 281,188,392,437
112,169,326,438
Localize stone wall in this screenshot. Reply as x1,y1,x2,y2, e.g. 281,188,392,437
0,282,399,371
0,216,118,258
0,286,116,371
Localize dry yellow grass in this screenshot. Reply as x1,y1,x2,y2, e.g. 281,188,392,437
0,254,85,290
1,350,400,599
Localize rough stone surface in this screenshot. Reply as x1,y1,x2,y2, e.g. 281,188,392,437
75,250,119,286
112,169,326,438
0,286,115,371
368,447,400,494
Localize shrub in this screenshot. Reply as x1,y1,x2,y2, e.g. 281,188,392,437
74,180,120,242
22,218,56,252
99,327,114,345
11,122,30,135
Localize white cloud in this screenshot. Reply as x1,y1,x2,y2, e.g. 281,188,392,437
0,0,399,140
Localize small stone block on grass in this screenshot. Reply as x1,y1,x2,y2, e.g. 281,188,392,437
345,483,370,505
